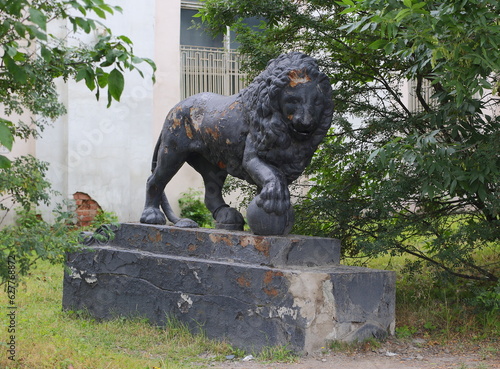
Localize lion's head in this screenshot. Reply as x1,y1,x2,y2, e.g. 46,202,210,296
237,52,334,180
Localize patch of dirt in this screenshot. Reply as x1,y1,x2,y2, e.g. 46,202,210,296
208,338,499,369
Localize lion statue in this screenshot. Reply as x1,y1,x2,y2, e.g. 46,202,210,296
140,52,334,235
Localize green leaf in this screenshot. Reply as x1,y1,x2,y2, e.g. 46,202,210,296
93,7,106,19
25,24,47,41
0,155,11,169
384,41,395,54
143,57,157,72
75,67,88,82
131,56,144,64
367,148,381,163
13,21,26,38
40,45,52,62
6,45,18,58
477,185,487,201
76,67,96,90
0,119,14,151
84,70,96,91
108,68,124,102
403,0,412,8
339,7,357,15
99,4,115,15
395,8,411,22
118,35,133,44
412,2,427,11
368,39,388,49
73,17,95,33
3,54,27,84
29,7,47,31
96,70,108,88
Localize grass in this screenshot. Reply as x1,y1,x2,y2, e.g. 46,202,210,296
357,252,500,344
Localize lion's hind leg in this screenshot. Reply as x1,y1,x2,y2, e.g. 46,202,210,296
141,148,198,227
187,156,245,231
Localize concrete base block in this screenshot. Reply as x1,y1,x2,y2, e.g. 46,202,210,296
63,223,395,353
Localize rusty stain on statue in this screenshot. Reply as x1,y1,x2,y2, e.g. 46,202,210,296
288,69,311,87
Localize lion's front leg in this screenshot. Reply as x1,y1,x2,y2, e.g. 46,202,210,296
243,140,291,216
242,142,294,235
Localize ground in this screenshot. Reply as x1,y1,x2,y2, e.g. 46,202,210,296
206,338,499,369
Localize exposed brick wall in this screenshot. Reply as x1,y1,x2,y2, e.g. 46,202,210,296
73,192,102,227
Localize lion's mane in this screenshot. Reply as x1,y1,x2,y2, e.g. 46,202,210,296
236,52,334,181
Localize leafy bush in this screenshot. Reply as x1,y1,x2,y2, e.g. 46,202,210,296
473,282,500,313
0,205,79,285
0,156,80,285
0,156,52,216
178,189,214,228
0,0,154,285
90,209,119,228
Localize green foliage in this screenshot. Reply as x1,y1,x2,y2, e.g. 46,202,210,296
0,0,156,168
90,208,119,228
0,155,52,217
257,345,298,363
473,282,500,313
0,155,79,285
0,204,79,285
337,0,500,105
200,0,499,283
395,325,418,338
178,189,214,228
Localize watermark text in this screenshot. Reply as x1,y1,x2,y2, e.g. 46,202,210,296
6,255,17,361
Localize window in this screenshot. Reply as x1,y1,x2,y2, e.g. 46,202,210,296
180,0,247,98
408,78,436,113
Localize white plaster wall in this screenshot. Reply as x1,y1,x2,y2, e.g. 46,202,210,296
68,0,156,222
36,0,205,223
153,0,205,219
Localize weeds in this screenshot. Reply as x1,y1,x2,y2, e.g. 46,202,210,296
329,337,383,353
257,345,299,363
368,253,500,342
396,325,418,338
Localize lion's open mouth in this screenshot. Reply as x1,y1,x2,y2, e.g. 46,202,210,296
290,123,314,138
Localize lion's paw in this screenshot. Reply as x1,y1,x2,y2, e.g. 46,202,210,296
257,183,290,215
215,207,245,231
175,218,199,228
140,207,167,225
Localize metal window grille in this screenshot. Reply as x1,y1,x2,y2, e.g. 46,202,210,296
408,79,484,113
181,0,201,10
180,45,247,99
408,78,437,113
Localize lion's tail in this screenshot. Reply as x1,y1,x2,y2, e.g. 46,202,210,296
151,136,182,225
160,192,181,225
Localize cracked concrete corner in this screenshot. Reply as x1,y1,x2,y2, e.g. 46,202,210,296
286,272,337,352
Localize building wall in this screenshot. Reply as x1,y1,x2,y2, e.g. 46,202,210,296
35,0,203,223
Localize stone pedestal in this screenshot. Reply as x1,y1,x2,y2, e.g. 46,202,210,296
63,223,395,353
